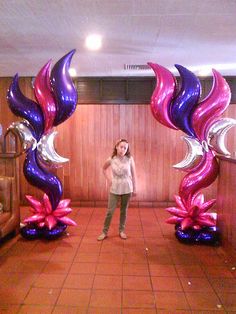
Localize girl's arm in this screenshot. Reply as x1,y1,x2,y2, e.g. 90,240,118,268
130,157,137,196
102,158,112,186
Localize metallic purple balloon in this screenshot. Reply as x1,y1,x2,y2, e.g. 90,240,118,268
23,149,63,210
148,62,178,130
192,69,231,141
179,150,219,208
170,65,201,137
51,50,78,126
7,74,44,141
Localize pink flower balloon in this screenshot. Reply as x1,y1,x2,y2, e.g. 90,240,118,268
179,150,219,208
34,61,56,134
148,62,178,130
192,69,231,141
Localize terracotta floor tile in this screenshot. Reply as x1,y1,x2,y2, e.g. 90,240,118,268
154,291,190,310
69,262,97,274
24,287,60,305
151,276,183,291
209,277,236,292
123,290,155,308
123,309,157,314
185,291,222,311
180,277,214,292
17,260,47,273
98,253,123,264
53,305,87,313
42,261,71,274
93,274,122,290
0,287,29,305
96,263,122,275
90,289,122,308
123,252,148,264
63,273,94,289
123,276,152,291
18,304,54,313
1,272,38,289
217,292,236,311
74,252,99,262
33,273,66,288
204,265,235,278
87,307,121,314
79,243,101,253
56,289,91,307
0,305,21,313
175,264,206,278
123,263,149,276
149,264,177,277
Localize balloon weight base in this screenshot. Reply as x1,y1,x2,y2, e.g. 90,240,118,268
20,223,67,240
175,225,220,246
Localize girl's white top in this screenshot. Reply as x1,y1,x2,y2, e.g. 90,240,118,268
110,156,133,195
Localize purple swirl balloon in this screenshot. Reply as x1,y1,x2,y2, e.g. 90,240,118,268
23,149,62,210
7,74,44,141
51,50,78,126
170,65,201,137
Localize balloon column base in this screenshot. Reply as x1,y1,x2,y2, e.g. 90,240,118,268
20,223,67,240
175,225,220,246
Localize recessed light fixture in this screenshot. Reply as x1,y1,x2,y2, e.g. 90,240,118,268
69,68,77,77
85,34,102,51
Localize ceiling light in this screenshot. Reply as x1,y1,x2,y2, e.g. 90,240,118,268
85,34,102,51
69,68,77,77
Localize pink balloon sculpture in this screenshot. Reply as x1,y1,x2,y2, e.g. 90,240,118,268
149,63,232,240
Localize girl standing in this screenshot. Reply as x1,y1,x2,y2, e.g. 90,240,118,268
97,139,137,240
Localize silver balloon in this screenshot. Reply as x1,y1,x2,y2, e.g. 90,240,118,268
173,136,203,171
7,121,37,155
37,130,69,168
207,118,236,156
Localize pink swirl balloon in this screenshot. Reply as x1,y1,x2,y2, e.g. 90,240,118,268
34,61,56,134
192,69,231,141
179,150,219,208
148,62,178,130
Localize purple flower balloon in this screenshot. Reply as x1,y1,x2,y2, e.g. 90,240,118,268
170,65,201,137
51,50,78,126
23,149,63,210
7,74,44,141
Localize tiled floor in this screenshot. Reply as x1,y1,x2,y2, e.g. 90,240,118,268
1,207,236,313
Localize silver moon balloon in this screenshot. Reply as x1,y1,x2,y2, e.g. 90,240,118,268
207,118,236,156
7,121,37,155
37,130,69,168
173,136,203,171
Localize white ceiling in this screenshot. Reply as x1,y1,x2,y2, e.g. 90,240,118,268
0,0,236,77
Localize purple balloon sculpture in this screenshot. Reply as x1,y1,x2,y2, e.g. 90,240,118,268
7,50,78,240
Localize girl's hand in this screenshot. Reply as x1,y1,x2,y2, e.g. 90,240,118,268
132,192,137,197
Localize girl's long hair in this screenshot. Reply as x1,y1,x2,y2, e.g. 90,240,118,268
112,139,131,158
